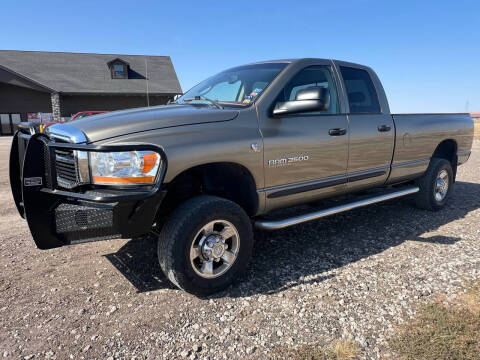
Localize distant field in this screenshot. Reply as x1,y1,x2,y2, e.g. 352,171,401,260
475,119,480,140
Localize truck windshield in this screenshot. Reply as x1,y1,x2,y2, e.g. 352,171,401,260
176,63,288,106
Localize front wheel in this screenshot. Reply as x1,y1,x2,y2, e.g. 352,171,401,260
415,158,454,211
157,195,253,296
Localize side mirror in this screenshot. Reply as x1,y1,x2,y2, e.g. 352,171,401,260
273,87,330,116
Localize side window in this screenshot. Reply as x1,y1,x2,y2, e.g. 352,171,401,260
340,66,380,113
279,66,339,114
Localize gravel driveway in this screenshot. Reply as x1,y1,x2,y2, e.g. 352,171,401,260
1,136,479,360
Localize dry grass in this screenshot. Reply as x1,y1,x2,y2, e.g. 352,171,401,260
332,340,360,360
474,119,480,140
389,281,480,360
459,281,480,315
278,340,360,360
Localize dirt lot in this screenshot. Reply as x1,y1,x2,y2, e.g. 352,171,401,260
1,136,479,360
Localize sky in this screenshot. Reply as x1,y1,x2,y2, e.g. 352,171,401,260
2,0,479,113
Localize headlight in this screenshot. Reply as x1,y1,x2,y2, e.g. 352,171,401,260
87,150,161,185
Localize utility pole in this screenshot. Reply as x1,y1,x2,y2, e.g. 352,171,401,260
145,58,150,107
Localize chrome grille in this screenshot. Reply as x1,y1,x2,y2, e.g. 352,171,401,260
55,149,79,188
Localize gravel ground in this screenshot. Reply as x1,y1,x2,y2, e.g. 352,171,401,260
0,136,479,360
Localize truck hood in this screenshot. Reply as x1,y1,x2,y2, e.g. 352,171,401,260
63,104,239,143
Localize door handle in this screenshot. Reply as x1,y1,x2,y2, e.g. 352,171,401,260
329,128,347,136
377,125,391,132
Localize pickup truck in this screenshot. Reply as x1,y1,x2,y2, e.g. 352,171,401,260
10,58,474,295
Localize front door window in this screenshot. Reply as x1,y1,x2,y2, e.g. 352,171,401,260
0,114,22,135
11,114,21,133
0,114,11,135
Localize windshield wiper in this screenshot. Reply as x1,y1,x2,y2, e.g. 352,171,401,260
182,96,223,109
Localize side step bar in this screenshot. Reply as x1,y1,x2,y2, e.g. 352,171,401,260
255,187,419,230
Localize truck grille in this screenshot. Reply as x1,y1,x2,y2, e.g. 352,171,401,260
55,149,79,188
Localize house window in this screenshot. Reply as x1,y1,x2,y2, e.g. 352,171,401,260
112,63,127,79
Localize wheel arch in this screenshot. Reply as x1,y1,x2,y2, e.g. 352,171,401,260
159,162,259,220
432,139,458,180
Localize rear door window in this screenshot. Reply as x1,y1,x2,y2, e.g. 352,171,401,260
340,67,380,114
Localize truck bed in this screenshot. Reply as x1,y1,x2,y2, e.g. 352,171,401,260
387,112,473,184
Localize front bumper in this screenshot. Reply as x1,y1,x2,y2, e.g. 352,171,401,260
10,129,167,250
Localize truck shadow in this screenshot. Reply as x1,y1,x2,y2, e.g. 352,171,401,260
104,181,480,296
104,234,175,292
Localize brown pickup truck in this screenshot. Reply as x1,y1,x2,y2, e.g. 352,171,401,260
10,58,474,295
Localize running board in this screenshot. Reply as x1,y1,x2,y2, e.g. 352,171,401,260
255,187,419,230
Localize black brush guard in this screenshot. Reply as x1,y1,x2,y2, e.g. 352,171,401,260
9,126,167,250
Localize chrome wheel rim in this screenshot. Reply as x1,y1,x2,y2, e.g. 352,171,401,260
434,169,449,202
190,220,240,279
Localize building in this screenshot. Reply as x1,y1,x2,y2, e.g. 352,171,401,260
0,50,182,135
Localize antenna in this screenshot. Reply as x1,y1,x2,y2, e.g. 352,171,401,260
465,100,469,112
145,58,150,107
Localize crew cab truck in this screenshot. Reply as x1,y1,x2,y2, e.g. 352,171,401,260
10,59,474,295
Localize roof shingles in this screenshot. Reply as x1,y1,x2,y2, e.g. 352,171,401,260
0,50,181,95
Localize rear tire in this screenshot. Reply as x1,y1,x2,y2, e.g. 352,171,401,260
415,158,453,211
158,195,253,296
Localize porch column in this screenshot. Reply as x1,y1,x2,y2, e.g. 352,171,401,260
50,92,62,122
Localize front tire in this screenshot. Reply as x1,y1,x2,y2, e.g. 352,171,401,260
415,158,453,211
158,195,253,296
